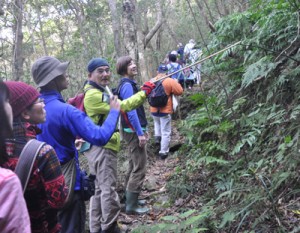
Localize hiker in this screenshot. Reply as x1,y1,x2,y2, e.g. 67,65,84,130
150,64,183,159
82,57,155,233
0,80,31,233
189,45,202,85
184,39,196,62
177,42,185,63
183,65,195,89
31,56,121,233
2,81,68,233
116,55,151,216
166,53,185,89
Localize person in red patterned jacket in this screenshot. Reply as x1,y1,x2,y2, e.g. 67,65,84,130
2,81,68,233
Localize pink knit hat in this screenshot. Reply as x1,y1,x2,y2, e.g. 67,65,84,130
5,81,40,117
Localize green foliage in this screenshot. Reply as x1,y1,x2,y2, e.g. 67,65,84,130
132,210,209,233
165,0,300,232
242,56,279,88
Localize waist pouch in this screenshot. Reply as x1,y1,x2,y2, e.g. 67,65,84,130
80,170,96,201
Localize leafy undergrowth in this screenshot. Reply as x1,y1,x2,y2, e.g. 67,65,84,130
117,0,300,232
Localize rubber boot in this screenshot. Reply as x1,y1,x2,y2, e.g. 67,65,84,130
124,191,146,206
137,199,146,206
125,191,149,215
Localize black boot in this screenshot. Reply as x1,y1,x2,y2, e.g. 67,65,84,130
159,152,168,160
155,136,161,146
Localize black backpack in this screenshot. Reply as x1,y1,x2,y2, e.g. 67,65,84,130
148,80,168,107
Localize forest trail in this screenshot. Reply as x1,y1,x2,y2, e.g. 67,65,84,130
118,123,184,232
117,88,201,232
81,88,201,232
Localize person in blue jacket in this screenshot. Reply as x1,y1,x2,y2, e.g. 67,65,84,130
31,56,120,233
116,55,150,215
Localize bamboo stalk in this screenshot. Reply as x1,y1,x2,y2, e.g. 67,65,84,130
151,41,241,83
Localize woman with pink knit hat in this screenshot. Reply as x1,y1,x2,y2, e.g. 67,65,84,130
0,80,31,233
2,81,68,233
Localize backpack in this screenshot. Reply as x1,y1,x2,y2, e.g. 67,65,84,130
147,80,168,107
168,63,184,81
68,87,94,112
68,86,105,125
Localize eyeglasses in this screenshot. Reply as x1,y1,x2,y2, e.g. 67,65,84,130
33,98,44,104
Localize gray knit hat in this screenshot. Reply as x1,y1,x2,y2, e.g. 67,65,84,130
31,56,69,87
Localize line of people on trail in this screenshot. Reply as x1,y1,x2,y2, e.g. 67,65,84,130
0,56,156,233
0,50,187,233
163,39,203,90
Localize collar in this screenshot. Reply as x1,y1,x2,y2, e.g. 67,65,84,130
40,90,65,103
87,80,106,92
121,77,137,85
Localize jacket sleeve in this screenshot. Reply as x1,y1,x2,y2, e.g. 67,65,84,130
0,169,31,233
67,105,120,146
120,90,146,112
119,83,144,136
38,144,68,209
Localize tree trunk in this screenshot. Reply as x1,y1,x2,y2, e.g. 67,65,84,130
202,0,215,23
37,7,48,55
12,0,24,81
122,0,138,60
66,0,88,58
107,0,122,58
195,0,216,32
143,3,164,49
0,0,4,15
165,21,179,45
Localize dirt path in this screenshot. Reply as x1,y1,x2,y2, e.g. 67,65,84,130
117,121,186,232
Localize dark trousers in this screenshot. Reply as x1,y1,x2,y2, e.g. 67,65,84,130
58,192,86,233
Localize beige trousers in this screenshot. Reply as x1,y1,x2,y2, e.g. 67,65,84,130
85,146,120,232
123,132,147,193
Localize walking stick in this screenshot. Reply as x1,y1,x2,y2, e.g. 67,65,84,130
151,41,241,83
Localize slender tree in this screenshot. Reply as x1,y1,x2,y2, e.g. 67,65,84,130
12,0,24,80
107,0,122,58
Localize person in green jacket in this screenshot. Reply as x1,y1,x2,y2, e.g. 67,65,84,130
83,58,155,233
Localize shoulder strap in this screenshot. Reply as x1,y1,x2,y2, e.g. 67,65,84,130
116,79,129,99
15,139,46,193
169,63,175,70
84,86,95,94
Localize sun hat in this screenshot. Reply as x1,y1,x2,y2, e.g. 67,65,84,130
31,56,69,87
5,81,40,117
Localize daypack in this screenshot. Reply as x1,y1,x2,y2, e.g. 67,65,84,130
147,80,168,107
168,63,184,81
68,86,105,125
68,87,94,112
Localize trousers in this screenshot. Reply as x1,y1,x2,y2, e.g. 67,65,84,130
85,146,120,232
152,114,172,153
122,132,147,193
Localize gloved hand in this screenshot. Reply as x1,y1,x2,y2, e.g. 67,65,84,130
141,81,156,95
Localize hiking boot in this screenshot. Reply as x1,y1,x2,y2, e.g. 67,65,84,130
159,152,169,160
155,136,161,146
101,222,121,233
